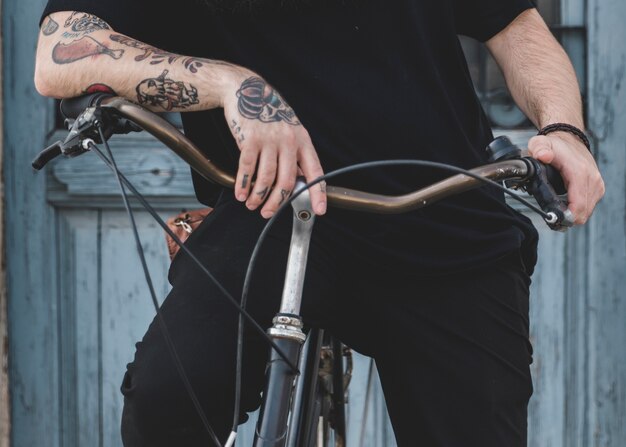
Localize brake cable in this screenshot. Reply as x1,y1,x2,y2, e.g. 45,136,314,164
39,105,564,445
230,158,555,440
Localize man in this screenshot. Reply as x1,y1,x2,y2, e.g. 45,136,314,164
35,1,604,446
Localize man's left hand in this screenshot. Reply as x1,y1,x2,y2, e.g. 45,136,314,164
528,133,605,225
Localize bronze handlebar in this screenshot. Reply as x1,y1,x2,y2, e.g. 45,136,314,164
102,97,529,214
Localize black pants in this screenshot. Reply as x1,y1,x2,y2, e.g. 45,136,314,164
120,197,534,447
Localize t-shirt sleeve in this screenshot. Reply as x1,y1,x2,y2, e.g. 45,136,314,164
453,0,536,42
39,0,143,36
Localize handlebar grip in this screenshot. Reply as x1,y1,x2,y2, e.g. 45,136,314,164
524,158,573,230
543,164,566,195
60,92,114,119
32,141,62,170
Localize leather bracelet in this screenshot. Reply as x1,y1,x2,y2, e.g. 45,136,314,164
538,123,591,151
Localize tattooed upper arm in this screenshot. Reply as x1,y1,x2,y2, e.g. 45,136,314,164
42,11,124,65
63,11,111,35
41,16,59,36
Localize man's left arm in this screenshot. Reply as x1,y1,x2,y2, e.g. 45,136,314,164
486,8,605,225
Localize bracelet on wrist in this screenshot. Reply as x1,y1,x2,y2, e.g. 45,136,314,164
538,123,591,151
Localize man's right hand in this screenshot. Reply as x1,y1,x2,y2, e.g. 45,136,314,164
221,73,327,218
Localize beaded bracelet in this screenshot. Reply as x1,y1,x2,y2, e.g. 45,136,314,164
538,123,591,151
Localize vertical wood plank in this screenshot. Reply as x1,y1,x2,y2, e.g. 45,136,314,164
57,210,101,447
99,210,173,447
586,1,626,445
526,218,568,447
3,0,61,446
564,226,590,447
345,354,395,447
0,1,9,445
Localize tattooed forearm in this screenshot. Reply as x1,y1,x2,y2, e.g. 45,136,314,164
110,34,206,73
52,36,124,64
64,12,111,33
136,69,199,111
237,77,301,125
41,16,59,36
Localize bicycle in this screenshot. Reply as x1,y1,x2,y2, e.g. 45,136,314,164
33,92,572,447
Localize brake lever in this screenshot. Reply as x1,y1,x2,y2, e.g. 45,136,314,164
32,105,142,170
521,157,574,231
485,136,573,232
32,141,63,170
62,106,106,155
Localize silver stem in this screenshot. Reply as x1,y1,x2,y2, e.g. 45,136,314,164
267,179,315,343
277,179,315,316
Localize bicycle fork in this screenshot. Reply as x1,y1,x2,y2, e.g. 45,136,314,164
254,180,315,447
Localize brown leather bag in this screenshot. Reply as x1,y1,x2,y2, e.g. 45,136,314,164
165,208,212,260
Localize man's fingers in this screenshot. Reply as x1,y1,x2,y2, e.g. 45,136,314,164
260,148,297,219
568,172,604,225
235,146,259,201
246,147,277,210
298,145,326,215
566,182,589,224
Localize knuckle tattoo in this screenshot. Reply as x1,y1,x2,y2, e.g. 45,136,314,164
256,187,269,200
278,189,291,206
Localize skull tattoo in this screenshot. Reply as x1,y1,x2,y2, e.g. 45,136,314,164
136,70,199,111
236,77,300,125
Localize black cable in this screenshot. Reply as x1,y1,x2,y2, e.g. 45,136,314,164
86,140,299,372
231,158,553,435
84,135,551,442
96,127,223,447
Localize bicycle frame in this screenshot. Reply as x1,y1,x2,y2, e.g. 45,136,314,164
34,95,573,447
254,192,349,447
253,179,316,446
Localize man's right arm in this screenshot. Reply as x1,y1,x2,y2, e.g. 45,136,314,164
35,11,327,217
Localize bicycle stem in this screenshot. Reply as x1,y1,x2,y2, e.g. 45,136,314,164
254,179,315,446
272,179,316,322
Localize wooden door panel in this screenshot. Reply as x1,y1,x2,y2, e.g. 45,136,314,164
56,208,174,447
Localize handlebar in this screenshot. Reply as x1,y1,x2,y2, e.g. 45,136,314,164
36,94,573,228
96,97,536,214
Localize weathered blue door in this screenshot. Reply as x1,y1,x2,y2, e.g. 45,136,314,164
4,0,625,446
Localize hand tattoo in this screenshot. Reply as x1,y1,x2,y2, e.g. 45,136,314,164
52,36,124,64
110,34,207,73
242,174,249,188
279,189,291,206
236,77,301,125
41,16,59,36
256,187,269,200
230,119,246,144
64,12,111,33
136,69,199,111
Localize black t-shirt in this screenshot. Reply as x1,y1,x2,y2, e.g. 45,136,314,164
41,0,539,276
